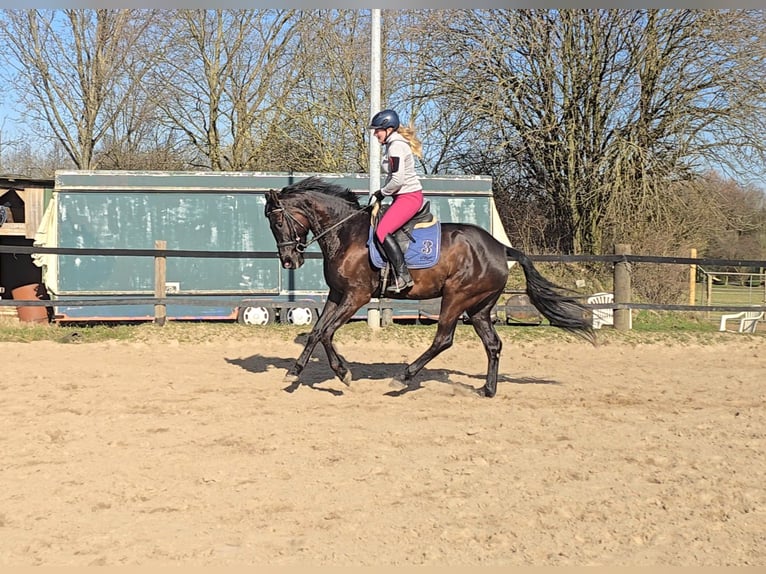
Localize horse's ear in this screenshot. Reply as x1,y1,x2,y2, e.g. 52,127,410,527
265,189,283,222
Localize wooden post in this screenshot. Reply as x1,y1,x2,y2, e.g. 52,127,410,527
613,244,631,330
367,299,381,330
381,307,393,327
689,248,697,305
154,240,167,326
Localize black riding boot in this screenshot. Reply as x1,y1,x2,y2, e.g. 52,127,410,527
380,234,413,293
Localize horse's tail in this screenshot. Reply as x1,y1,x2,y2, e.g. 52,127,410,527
506,246,596,345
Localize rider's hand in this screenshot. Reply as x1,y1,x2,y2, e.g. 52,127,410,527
368,190,383,205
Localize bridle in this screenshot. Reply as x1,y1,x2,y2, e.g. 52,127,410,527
267,201,311,252
267,195,371,253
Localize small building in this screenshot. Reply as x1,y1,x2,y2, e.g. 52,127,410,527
0,175,55,321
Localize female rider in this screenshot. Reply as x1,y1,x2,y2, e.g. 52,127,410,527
367,108,424,293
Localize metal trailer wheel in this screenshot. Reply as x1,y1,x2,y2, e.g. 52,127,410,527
284,307,318,326
237,305,275,325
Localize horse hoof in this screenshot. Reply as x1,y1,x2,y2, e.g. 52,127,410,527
389,376,409,390
341,371,352,387
283,373,300,383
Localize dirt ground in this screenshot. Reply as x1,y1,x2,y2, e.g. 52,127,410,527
0,324,764,566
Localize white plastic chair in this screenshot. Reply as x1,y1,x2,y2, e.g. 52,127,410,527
718,311,763,333
587,292,614,329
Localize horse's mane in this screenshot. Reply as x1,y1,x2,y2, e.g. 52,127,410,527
281,176,360,207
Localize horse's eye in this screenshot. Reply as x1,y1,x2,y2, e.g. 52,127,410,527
267,209,283,226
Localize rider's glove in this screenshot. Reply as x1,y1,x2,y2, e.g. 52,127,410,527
368,189,384,205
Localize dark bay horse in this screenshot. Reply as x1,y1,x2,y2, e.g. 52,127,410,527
265,176,595,397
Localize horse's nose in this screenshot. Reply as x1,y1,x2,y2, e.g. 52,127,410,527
281,255,303,269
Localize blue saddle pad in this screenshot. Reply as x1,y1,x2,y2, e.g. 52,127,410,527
367,222,441,270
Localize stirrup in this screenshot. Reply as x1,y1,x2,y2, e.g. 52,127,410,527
386,275,413,293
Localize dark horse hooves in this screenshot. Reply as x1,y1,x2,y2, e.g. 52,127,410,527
284,372,352,387
389,375,410,390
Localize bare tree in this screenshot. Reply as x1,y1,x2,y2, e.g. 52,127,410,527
0,138,75,178
145,9,305,171
693,173,766,262
409,9,766,254
0,118,28,174
0,9,159,170
259,10,375,173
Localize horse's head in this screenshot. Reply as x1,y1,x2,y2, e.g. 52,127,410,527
264,189,310,269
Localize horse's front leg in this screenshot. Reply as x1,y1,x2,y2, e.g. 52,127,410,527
283,298,339,382
317,295,372,386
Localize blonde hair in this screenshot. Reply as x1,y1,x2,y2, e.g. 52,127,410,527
397,123,423,158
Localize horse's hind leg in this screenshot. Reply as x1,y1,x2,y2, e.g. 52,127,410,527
467,307,502,398
393,309,462,388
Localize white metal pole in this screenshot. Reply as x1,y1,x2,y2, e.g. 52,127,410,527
369,8,381,194
367,8,382,330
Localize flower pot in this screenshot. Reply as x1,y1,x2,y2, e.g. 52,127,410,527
11,283,50,323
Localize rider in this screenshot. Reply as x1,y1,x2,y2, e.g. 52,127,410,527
367,108,424,293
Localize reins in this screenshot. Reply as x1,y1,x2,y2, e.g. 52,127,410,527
269,199,372,253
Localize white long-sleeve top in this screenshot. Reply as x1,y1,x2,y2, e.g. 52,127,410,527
380,132,422,196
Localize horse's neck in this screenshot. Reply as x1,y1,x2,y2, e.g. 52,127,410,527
304,199,366,249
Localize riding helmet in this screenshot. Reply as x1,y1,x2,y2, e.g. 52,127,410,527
367,109,400,131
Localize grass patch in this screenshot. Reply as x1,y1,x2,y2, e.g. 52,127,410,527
630,310,719,333
0,309,761,347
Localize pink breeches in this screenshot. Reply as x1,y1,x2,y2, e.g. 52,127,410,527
374,191,424,242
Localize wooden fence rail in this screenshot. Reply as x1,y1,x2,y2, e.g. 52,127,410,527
1,243,765,330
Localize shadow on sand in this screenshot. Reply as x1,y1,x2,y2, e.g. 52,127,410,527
225,341,560,397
